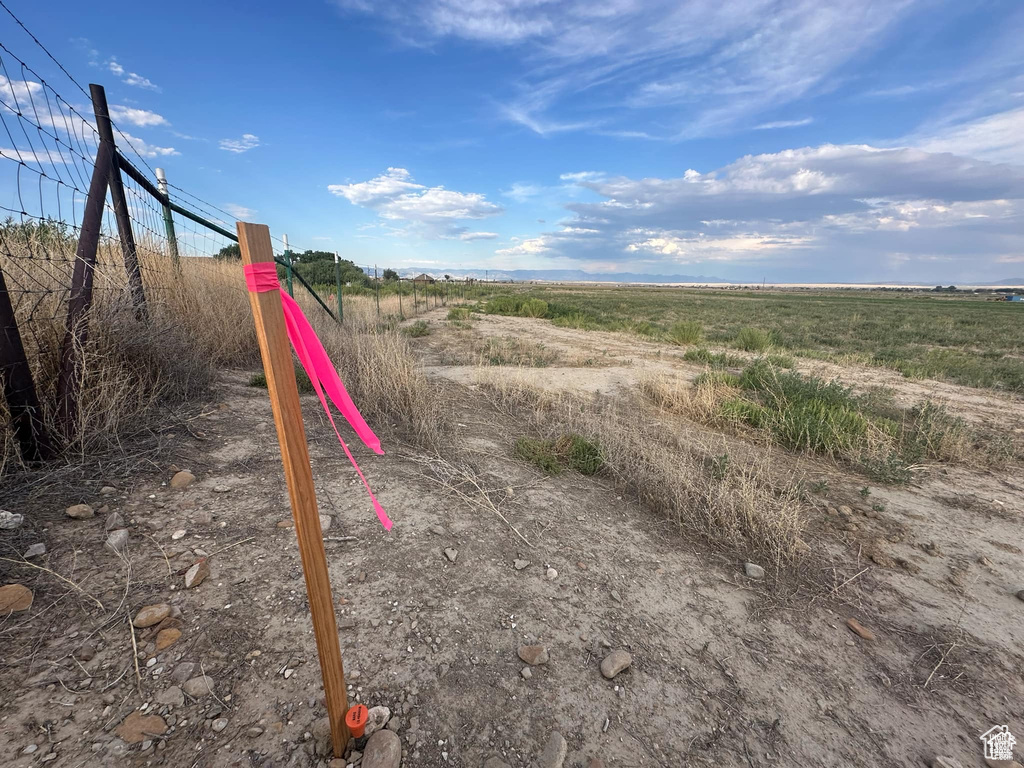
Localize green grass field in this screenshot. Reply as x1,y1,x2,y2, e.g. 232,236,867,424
484,286,1024,392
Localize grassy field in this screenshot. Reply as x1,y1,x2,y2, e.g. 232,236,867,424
483,286,1024,392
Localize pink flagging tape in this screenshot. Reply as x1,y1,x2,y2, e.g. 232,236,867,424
244,261,393,531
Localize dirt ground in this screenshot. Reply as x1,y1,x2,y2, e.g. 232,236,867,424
2,307,1023,768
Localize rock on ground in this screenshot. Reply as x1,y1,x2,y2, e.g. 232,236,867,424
600,650,632,679
319,514,333,531
444,547,458,563
184,559,210,588
538,731,567,768
132,604,171,628
65,503,94,519
846,618,876,641
518,645,549,665
155,686,184,707
0,511,23,529
362,729,401,768
0,584,33,612
364,705,392,737
744,562,765,579
105,512,125,531
182,675,214,698
513,559,530,570
170,470,195,489
156,628,182,651
22,543,45,559
115,711,167,744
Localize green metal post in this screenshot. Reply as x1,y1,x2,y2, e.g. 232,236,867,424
283,233,294,297
374,265,380,319
334,252,344,324
398,275,403,318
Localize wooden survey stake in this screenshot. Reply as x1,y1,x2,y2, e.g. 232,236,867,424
237,222,350,756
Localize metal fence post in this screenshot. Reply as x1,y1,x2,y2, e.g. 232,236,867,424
89,84,147,318
374,265,380,320
55,139,112,440
412,278,417,313
283,234,294,297
0,262,53,461
155,167,180,264
398,275,403,319
334,252,343,325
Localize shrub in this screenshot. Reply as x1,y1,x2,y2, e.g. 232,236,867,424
447,307,472,321
485,295,520,315
514,437,562,474
557,433,603,475
667,321,703,346
248,367,314,394
518,299,549,318
733,326,772,351
404,320,430,337
683,348,743,368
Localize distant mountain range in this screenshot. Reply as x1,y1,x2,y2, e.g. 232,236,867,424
397,267,728,283
395,267,1024,287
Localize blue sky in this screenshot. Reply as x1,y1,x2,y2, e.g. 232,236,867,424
5,0,1024,281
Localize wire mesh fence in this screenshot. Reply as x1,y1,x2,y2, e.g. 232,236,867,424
0,8,502,474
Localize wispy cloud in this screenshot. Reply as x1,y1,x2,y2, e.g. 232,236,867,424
754,117,814,130
109,105,168,128
107,59,159,91
338,1,918,139
119,131,178,158
223,203,256,220
328,167,502,240
219,134,261,153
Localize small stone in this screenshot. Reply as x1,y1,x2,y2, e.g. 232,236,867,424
41,753,57,763
22,744,38,754
213,485,231,493
105,529,129,554
846,618,876,641
155,686,185,707
513,559,530,570
362,729,401,768
170,662,195,683
744,562,765,579
23,543,46,559
1015,589,1024,603
0,584,34,612
75,643,95,661
133,604,171,628
171,529,187,540
212,718,228,733
105,512,125,531
429,525,446,536
518,645,549,665
610,590,622,602
443,548,458,563
319,514,333,532
65,503,94,520
276,520,293,528
600,650,632,679
170,470,195,489
363,705,392,738
156,628,182,651
182,675,213,698
545,568,558,581
100,486,117,495
0,511,23,529
521,666,533,680
538,731,567,768
184,559,210,589
838,505,853,517
115,711,168,744
246,726,264,738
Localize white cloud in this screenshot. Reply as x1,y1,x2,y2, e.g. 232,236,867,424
495,140,1024,279
0,74,42,103
107,59,159,91
119,132,178,158
908,106,1024,165
0,146,72,166
503,182,543,202
754,117,814,130
329,167,502,240
223,203,257,220
109,105,168,128
219,134,261,153
337,1,918,138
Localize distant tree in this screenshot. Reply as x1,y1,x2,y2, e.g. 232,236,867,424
215,243,241,260
382,268,399,281
444,274,452,281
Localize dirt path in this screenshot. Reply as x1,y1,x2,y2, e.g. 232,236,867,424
2,339,1023,767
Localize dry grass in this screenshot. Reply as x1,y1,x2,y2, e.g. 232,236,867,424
639,370,738,423
478,371,807,568
439,334,560,367
1,243,450,474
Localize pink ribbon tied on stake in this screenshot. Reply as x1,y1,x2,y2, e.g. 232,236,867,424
244,261,393,531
